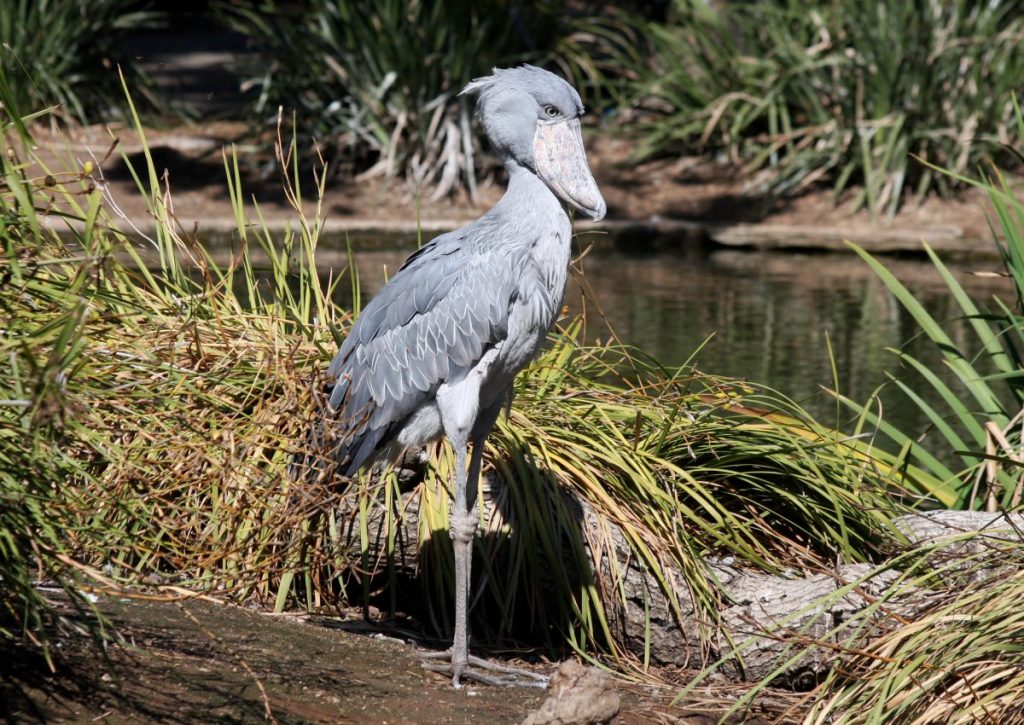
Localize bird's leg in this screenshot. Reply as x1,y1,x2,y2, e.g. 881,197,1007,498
449,433,474,686
416,433,478,680
422,397,546,688
462,392,516,606
422,433,519,687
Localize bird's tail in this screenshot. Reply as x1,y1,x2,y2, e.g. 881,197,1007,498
289,376,383,491
288,377,345,496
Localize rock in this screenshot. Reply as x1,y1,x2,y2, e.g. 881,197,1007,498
522,660,621,725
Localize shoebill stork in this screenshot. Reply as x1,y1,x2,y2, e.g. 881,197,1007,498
323,65,605,687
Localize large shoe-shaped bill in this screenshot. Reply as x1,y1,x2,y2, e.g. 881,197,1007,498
533,117,606,221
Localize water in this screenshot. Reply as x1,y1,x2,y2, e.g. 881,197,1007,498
573,246,1009,434
316,240,1012,440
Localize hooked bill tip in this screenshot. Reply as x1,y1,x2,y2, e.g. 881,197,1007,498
569,189,606,222
584,199,607,222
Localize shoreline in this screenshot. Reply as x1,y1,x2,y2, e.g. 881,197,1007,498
34,121,1001,259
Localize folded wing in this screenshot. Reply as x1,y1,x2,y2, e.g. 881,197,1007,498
326,227,514,475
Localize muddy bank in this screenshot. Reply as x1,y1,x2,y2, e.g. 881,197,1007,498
33,122,1001,258
3,594,761,724
4,595,546,724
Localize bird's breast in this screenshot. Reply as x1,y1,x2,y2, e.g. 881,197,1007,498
495,224,572,377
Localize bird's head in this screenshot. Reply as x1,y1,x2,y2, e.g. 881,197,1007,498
461,65,606,222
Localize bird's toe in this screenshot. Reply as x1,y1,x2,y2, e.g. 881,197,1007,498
420,649,548,688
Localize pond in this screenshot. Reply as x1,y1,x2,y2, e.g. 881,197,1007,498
311,236,1012,448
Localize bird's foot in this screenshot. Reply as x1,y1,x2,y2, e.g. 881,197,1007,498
420,649,548,688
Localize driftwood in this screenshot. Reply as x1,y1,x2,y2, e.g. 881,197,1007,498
339,476,1024,685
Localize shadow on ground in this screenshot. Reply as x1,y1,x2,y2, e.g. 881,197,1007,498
2,596,545,724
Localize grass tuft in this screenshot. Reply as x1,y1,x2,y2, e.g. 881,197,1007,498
636,0,1024,216
834,104,1024,509
804,528,1024,724
0,2,161,124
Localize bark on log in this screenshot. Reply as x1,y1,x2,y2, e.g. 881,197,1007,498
338,477,1024,685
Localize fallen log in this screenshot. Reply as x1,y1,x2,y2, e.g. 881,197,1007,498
332,475,1024,686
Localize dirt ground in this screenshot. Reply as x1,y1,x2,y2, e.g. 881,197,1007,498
2,593,774,725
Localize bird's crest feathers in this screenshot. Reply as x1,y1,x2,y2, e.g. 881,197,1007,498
459,64,550,99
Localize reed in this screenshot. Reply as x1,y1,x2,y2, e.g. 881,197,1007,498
219,0,641,196
636,0,1024,216
835,101,1024,509
803,529,1024,724
0,0,160,124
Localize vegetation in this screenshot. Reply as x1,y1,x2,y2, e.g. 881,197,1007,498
0,0,160,124
0,78,106,658
836,109,1024,509
734,101,1024,725
219,0,642,196
806,538,1024,723
8,1,1022,213
636,0,1024,215
675,522,1024,723
209,0,1024,210
1,84,923,674
7,4,1024,720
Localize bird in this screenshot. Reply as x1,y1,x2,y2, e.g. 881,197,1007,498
322,64,606,687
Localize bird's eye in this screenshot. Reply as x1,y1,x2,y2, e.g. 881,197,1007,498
543,105,559,118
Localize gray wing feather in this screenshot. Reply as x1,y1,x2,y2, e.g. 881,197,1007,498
326,227,514,475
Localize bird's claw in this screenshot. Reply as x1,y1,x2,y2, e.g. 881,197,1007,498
419,650,548,688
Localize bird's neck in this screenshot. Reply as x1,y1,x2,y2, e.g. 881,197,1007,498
497,161,568,222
